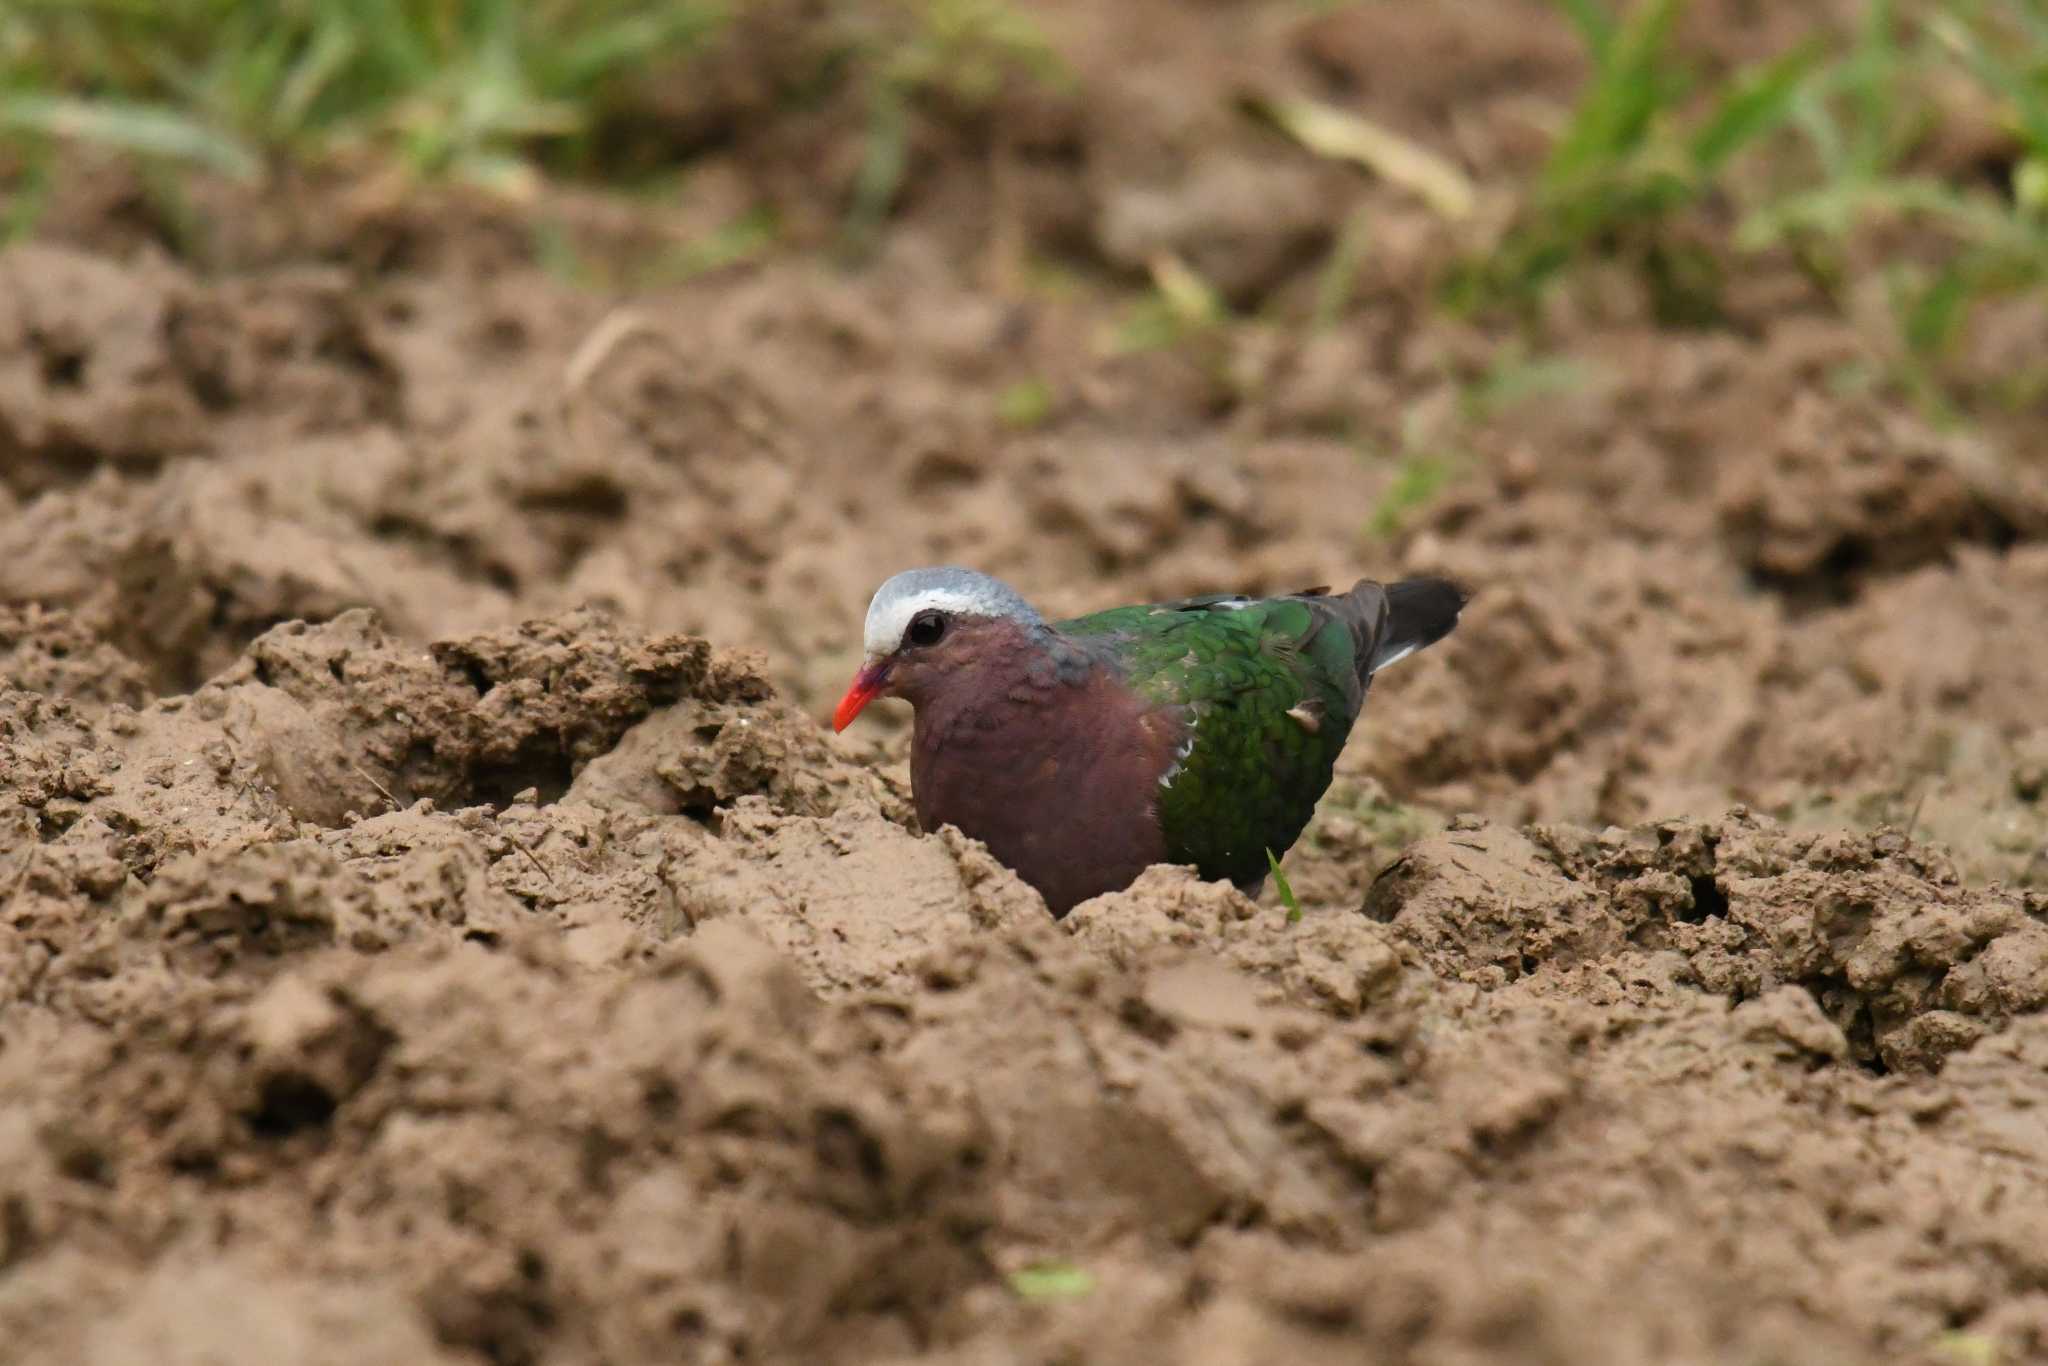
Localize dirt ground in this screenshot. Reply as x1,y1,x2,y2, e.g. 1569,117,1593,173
5,2,2048,1363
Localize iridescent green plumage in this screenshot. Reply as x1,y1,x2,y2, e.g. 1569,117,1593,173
1058,588,1388,888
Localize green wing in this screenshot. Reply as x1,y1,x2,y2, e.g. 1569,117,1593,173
1058,594,1368,887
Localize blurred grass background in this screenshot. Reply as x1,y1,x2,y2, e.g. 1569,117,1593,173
3,0,2046,411
0,0,728,186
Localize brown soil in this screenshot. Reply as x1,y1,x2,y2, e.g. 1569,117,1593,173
5,3,2048,1363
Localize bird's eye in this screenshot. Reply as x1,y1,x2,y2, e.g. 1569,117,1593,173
905,610,948,647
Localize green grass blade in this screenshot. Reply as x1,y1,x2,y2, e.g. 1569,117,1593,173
1786,84,1849,180
1009,1262,1095,1300
551,5,723,91
1845,0,1901,178
273,20,362,136
1266,847,1302,924
1554,0,1618,61
1366,449,1458,540
2017,0,2048,50
0,94,260,179
843,87,909,258
2,138,55,245
1900,261,1975,358
1688,40,1820,172
349,0,439,87
1929,7,2048,159
1312,205,1373,330
1543,0,1682,187
1464,353,1593,419
8,0,166,17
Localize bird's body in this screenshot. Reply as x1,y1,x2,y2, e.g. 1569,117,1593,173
835,569,1464,916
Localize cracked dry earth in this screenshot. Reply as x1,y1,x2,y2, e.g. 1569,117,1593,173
7,2,2048,1362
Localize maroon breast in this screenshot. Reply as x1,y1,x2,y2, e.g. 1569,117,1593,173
909,654,1183,916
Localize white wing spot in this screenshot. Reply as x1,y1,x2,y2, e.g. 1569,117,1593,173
1371,641,1419,673
1157,729,1198,790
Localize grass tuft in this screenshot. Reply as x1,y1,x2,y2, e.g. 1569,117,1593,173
1449,0,1819,323
1742,0,2048,394
0,0,726,186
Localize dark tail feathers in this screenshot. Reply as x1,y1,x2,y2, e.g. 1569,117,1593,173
1369,577,1467,673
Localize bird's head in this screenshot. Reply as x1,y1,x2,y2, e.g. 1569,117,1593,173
833,567,1042,731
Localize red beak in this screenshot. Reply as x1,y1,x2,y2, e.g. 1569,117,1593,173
833,663,888,732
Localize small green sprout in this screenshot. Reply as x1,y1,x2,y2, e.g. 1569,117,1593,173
996,378,1055,429
1008,1260,1095,1300
1267,847,1302,924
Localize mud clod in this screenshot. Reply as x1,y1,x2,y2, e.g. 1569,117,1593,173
1372,811,2048,1072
